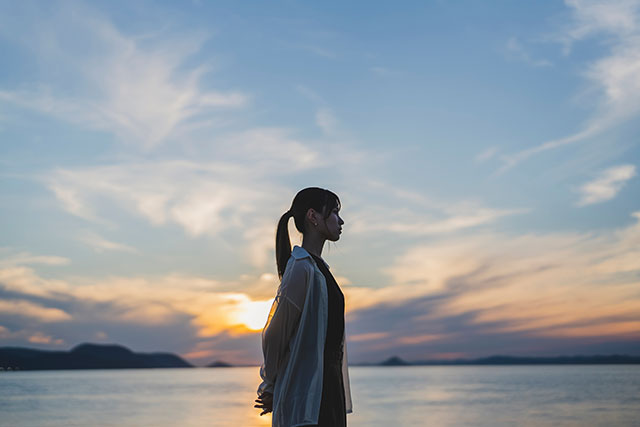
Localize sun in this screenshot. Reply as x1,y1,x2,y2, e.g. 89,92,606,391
233,298,274,331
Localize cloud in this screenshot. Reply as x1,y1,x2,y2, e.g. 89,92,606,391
48,184,101,223
78,231,138,253
370,66,396,76
45,155,300,267
0,258,278,362
2,207,640,363
295,85,325,104
498,0,640,173
223,128,322,172
348,183,527,236
350,207,526,235
315,108,338,136
243,222,278,269
28,332,64,345
0,299,71,322
577,164,636,205
344,210,640,360
0,251,70,267
0,3,248,148
42,122,365,268
505,37,553,67
475,146,499,163
0,327,64,346
563,0,640,42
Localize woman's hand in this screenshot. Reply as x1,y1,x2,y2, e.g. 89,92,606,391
254,392,273,416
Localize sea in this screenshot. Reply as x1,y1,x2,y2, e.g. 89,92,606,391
1,365,639,426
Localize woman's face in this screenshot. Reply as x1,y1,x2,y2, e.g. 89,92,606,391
321,206,344,242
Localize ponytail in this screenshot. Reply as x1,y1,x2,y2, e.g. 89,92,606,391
276,210,294,278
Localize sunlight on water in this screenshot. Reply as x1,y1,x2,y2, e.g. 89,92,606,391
1,365,639,426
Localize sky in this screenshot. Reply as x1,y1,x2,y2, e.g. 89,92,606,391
0,0,639,366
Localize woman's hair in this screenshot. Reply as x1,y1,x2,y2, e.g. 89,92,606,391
275,187,341,278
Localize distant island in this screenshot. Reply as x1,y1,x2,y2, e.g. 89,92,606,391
3,343,639,371
207,360,233,368
372,354,640,366
0,343,192,371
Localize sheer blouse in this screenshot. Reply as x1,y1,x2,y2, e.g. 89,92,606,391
258,246,352,426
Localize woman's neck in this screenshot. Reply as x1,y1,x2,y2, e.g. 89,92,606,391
301,234,325,258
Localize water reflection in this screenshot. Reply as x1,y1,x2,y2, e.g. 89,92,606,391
1,365,638,426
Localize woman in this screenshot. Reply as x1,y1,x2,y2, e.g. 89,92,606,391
254,187,352,427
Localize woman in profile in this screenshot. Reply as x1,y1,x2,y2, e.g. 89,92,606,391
254,187,352,427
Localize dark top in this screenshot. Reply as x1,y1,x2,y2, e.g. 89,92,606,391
311,254,345,360
311,254,347,427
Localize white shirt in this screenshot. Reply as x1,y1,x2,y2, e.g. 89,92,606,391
258,245,353,427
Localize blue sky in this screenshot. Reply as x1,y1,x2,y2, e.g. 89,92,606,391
1,0,639,364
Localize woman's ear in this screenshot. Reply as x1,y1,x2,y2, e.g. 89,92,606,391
306,208,318,226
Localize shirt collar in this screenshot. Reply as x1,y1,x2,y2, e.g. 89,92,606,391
291,245,330,269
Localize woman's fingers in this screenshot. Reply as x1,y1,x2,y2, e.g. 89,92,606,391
254,396,273,415
254,390,273,416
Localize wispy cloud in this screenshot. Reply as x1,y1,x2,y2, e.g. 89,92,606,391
42,121,368,267
47,159,277,235
350,207,526,236
505,37,552,67
2,208,640,363
562,0,640,43
348,182,527,236
295,85,325,103
0,3,247,149
0,251,70,267
498,0,640,173
44,146,312,266
0,256,276,363
344,210,640,359
27,332,64,345
475,146,499,163
315,107,338,136
78,231,138,253
369,66,403,77
0,299,72,322
577,164,636,205
0,327,64,346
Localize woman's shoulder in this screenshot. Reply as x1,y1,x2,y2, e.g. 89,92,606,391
279,256,316,310
285,255,315,278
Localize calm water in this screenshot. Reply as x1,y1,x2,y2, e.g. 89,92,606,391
1,365,639,426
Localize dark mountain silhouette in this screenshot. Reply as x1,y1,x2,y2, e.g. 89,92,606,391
0,343,192,370
380,356,411,366
371,354,640,366
207,360,233,368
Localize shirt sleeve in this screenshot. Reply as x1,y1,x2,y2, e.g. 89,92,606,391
257,260,310,396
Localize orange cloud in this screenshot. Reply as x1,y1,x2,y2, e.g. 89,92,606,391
0,299,71,322
28,332,64,345
349,332,390,342
344,211,640,348
0,261,275,340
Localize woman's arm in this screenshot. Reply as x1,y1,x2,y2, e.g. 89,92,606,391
257,298,302,397
256,260,310,409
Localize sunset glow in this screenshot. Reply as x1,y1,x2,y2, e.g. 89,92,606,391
1,0,639,366
230,298,274,332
